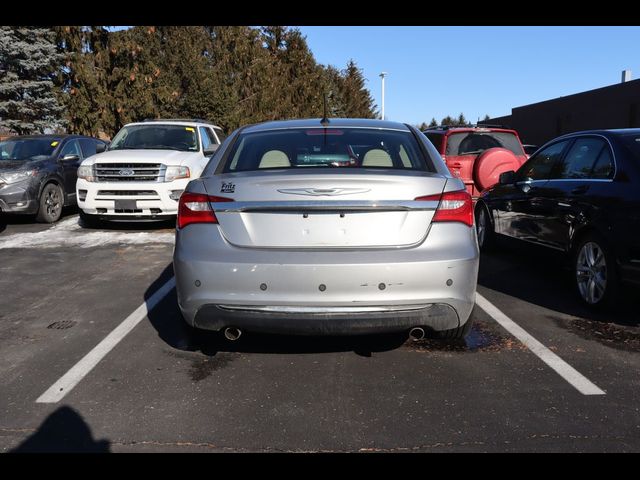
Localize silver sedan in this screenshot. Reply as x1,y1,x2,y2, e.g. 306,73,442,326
173,119,478,340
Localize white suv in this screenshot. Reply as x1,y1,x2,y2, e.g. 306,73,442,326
76,119,225,224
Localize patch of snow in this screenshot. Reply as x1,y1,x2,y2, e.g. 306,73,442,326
0,217,175,249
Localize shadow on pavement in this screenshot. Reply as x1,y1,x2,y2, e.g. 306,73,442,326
144,264,409,358
478,236,640,327
10,406,110,453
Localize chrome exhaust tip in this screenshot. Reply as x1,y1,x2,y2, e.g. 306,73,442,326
409,327,425,341
224,327,242,341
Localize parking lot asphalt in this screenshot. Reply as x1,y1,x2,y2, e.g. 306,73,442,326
1,212,639,452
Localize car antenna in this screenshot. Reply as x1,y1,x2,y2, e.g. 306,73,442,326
320,93,330,126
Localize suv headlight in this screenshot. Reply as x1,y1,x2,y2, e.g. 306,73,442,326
165,166,190,182
77,165,95,182
0,169,37,184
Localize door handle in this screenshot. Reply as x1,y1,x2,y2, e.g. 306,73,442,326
571,185,589,195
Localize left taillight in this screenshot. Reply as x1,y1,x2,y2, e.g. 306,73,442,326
415,189,473,227
177,192,233,229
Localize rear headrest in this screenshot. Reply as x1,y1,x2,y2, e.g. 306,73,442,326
259,150,290,168
362,148,392,167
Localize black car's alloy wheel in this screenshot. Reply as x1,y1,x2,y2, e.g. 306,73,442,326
574,234,618,308
36,183,63,223
475,204,494,251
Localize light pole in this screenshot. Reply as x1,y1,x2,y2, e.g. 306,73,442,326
379,72,387,120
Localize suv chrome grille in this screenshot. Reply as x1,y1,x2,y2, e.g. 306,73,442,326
94,163,165,182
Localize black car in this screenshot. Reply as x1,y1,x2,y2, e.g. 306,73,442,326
475,129,640,307
0,134,107,222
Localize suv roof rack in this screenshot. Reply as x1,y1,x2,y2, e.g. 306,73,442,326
423,123,511,131
423,124,473,131
142,118,216,125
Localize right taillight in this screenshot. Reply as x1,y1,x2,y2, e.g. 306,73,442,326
177,192,233,229
415,190,473,227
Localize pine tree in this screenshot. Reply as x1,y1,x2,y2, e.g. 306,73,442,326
0,26,65,134
339,60,377,118
457,113,467,125
429,117,438,127
54,26,111,137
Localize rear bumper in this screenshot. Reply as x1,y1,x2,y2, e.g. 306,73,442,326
174,222,479,335
193,303,460,335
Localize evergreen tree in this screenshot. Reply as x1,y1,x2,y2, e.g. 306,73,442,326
429,117,438,127
54,26,111,137
339,60,376,118
0,26,65,134
441,115,455,126
457,112,467,125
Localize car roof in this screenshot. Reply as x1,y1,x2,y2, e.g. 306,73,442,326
554,128,640,142
423,126,519,135
2,134,102,141
241,118,411,134
125,120,222,129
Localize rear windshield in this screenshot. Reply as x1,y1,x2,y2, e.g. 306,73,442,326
446,131,524,156
223,128,433,172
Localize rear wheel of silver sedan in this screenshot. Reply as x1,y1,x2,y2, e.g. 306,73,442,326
573,234,619,308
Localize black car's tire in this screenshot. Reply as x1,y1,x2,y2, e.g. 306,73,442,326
475,203,495,251
573,233,619,308
436,310,474,340
79,210,102,229
35,183,64,223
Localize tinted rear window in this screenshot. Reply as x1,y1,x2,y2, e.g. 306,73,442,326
446,131,524,156
223,128,433,173
424,132,444,152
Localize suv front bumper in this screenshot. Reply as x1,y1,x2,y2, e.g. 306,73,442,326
77,178,190,218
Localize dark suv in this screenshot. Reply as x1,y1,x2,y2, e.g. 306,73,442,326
423,125,528,197
0,134,107,223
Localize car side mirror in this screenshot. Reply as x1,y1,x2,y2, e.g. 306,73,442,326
96,143,107,153
204,145,219,156
499,170,516,184
61,154,80,162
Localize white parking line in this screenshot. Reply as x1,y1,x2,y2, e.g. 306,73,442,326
475,292,605,396
36,276,176,403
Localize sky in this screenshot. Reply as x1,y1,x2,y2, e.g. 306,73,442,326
297,26,640,125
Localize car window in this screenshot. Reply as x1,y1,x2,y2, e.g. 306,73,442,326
0,138,58,162
517,140,569,181
214,128,227,143
424,132,443,152
79,138,103,158
555,137,610,179
446,131,524,156
224,128,433,173
109,125,198,152
199,127,217,150
590,146,614,179
59,139,82,159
